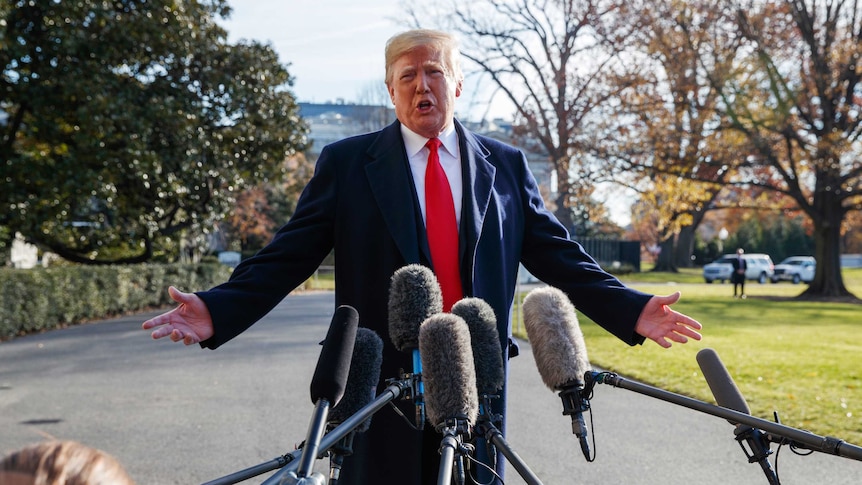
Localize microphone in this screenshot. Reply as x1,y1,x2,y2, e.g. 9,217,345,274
388,264,443,430
419,313,478,485
451,298,504,398
451,298,505,474
697,348,779,485
327,327,384,485
522,286,593,462
295,305,359,481
328,327,385,429
419,313,479,430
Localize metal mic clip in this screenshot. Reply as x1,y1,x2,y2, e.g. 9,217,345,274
396,367,425,430
559,385,593,462
559,387,590,431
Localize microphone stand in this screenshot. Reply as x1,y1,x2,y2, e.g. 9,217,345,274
474,422,544,485
474,395,544,485
203,377,414,485
435,417,473,485
584,371,862,482
734,424,779,485
262,376,415,484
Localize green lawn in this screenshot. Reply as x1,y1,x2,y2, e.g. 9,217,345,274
516,268,862,446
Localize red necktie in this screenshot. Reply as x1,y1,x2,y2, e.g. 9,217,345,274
424,138,462,311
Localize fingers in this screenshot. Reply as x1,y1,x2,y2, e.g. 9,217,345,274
659,291,682,305
148,323,174,340
168,286,191,304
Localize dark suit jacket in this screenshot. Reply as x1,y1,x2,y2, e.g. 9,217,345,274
731,256,748,283
197,120,652,484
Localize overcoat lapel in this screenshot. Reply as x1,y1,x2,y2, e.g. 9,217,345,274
365,120,497,291
455,120,496,292
365,121,423,265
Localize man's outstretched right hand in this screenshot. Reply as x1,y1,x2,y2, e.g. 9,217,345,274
142,286,214,345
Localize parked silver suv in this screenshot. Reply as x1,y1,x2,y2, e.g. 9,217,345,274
770,256,815,284
703,253,775,284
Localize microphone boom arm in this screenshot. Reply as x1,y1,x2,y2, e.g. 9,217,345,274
585,371,862,462
204,378,413,485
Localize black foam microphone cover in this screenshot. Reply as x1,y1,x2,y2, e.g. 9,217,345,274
329,327,384,432
696,348,752,416
451,297,504,395
310,305,359,405
522,286,591,390
388,264,443,351
419,313,479,430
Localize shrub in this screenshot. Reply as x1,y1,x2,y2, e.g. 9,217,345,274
0,263,233,340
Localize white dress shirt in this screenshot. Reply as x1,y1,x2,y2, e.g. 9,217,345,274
400,123,463,227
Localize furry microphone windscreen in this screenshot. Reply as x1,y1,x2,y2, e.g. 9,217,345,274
451,297,505,395
418,313,479,430
329,328,384,432
522,286,591,391
388,264,443,352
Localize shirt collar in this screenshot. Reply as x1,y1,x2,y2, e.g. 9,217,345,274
400,123,458,158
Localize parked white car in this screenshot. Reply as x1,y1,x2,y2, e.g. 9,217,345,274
703,253,775,284
770,256,815,284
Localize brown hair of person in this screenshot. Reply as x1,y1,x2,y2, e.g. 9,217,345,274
0,440,135,485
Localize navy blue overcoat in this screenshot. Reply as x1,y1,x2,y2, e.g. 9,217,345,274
197,120,652,484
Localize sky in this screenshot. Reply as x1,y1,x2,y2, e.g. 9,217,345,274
221,1,633,224
220,0,513,122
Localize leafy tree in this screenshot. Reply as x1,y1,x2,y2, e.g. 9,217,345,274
0,0,308,264
706,0,862,298
843,210,862,253
603,0,750,271
220,152,314,253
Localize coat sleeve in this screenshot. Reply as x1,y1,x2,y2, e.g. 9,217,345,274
196,145,340,349
513,152,651,346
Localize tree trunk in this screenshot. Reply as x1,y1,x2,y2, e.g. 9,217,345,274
652,235,678,272
554,193,575,238
802,203,854,299
674,225,696,268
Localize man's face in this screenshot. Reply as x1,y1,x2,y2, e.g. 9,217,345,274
387,45,462,139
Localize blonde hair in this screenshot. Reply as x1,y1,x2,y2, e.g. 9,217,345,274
384,29,464,85
0,441,135,485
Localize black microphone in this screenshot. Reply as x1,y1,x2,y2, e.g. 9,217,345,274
522,286,593,462
329,327,384,429
388,264,443,430
296,305,359,480
697,348,780,485
419,313,478,485
327,327,384,485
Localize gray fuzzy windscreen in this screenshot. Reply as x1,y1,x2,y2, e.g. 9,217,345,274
522,286,590,390
450,297,504,395
388,264,443,351
329,328,384,432
418,314,478,429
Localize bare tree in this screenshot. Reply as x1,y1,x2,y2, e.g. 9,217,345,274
404,0,637,235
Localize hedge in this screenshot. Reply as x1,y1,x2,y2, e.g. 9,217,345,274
0,263,234,341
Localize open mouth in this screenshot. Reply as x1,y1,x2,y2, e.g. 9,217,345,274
418,100,433,111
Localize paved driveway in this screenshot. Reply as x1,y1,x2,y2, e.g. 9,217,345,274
1,291,859,484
